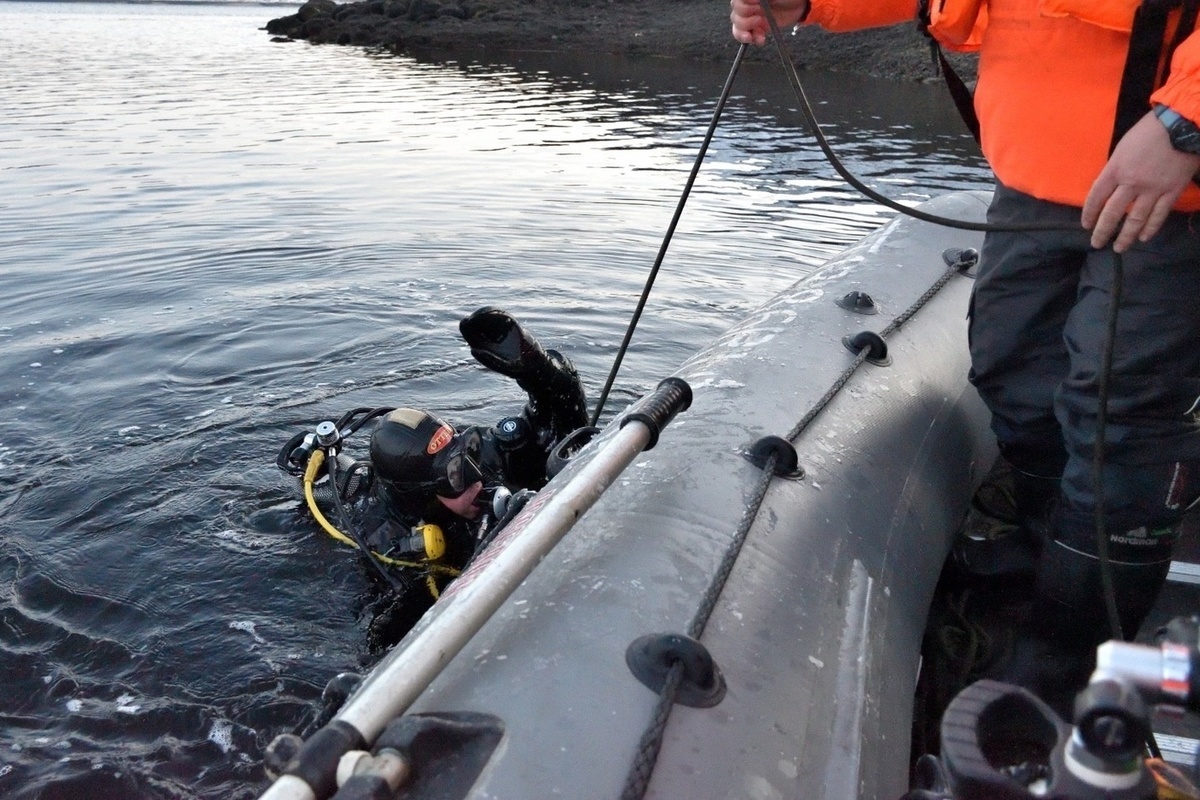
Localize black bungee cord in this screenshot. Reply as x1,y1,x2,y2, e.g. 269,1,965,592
327,453,407,594
1093,255,1127,644
592,1,1073,429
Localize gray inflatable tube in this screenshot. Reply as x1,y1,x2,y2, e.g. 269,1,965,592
261,190,999,800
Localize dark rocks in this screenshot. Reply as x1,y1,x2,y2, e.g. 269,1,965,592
263,0,978,83
298,0,336,20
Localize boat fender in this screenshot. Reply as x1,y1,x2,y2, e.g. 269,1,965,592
620,377,693,451
836,290,879,315
625,633,727,709
842,330,892,367
744,435,804,479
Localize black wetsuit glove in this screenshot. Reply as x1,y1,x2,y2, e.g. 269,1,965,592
459,307,588,436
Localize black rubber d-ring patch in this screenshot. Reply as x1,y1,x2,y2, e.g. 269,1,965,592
626,633,727,708
835,290,878,315
942,246,979,273
744,435,804,478
842,331,892,367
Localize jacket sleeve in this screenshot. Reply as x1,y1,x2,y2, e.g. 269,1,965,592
1152,32,1200,126
805,0,918,33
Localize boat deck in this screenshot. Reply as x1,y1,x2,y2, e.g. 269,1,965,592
1141,518,1200,768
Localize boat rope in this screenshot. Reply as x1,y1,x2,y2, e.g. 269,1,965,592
596,0,1080,427
595,0,1074,425
591,44,748,427
1086,254,1163,766
1094,251,1127,644
757,5,1062,235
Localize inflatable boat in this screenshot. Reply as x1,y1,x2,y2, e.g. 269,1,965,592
258,190,1002,800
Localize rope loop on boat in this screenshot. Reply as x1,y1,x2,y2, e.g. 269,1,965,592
745,435,803,477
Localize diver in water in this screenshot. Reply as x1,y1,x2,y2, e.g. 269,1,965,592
277,306,590,645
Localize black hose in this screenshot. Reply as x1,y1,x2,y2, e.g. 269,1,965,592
334,407,377,429
337,406,395,436
277,431,310,475
1093,252,1126,644
338,460,373,498
756,3,1066,234
1086,255,1155,800
326,454,405,593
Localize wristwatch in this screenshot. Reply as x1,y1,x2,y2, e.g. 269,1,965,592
1154,104,1200,154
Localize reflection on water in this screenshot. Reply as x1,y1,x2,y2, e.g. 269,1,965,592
0,2,990,797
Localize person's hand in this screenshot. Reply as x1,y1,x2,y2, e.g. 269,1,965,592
1082,111,1200,252
731,0,810,46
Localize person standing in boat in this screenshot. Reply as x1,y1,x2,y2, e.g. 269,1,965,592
731,0,1200,712
278,307,589,644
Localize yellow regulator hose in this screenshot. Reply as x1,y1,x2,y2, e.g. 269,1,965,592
302,450,460,588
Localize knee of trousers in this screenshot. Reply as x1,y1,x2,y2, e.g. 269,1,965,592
1058,458,1200,547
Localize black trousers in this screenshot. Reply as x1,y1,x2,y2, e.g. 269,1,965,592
968,182,1200,565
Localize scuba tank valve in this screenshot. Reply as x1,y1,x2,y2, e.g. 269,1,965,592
315,420,341,450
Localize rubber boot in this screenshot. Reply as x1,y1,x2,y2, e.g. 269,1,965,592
459,307,589,436
988,535,1172,720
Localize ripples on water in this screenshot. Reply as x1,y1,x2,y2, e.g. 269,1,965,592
0,2,989,796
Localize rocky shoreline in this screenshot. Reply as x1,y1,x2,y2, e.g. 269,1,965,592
264,0,979,83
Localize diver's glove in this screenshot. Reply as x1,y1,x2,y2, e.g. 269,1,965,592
459,307,588,434
460,306,552,379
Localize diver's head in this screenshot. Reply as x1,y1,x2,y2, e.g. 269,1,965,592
370,408,486,518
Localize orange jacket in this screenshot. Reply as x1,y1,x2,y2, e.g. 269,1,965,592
803,0,1200,210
